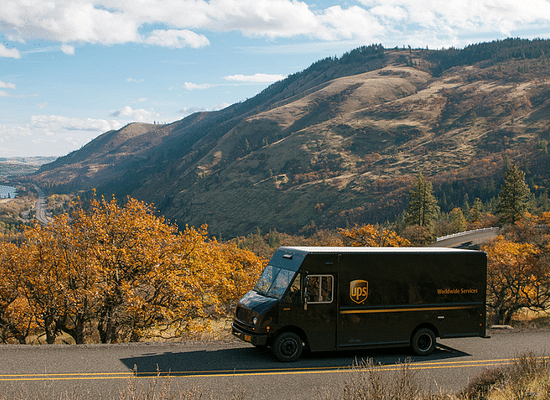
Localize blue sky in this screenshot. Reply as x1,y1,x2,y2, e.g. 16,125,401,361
1,0,550,158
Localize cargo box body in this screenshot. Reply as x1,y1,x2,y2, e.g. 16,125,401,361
232,247,487,361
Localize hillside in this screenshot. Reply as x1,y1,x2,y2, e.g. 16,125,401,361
28,39,550,238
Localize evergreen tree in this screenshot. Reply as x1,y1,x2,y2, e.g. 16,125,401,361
470,198,484,223
449,208,467,233
405,173,439,228
495,165,531,225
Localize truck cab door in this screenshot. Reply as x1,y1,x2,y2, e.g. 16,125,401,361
301,274,338,352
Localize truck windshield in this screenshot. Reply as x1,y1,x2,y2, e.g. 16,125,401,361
254,265,296,299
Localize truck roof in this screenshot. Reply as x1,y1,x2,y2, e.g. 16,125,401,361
278,246,482,254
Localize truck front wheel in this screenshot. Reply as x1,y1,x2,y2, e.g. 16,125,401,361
411,328,436,356
273,332,303,362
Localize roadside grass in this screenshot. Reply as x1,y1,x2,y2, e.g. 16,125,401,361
321,354,550,400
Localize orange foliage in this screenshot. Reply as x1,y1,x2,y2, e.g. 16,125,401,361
339,224,411,247
0,242,35,343
0,195,265,344
482,235,540,325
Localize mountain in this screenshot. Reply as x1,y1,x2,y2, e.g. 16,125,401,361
29,39,550,238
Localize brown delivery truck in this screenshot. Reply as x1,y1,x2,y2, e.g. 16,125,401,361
232,246,487,362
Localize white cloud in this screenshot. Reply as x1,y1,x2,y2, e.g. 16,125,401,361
0,80,16,89
0,43,21,58
29,115,122,135
3,0,547,51
370,5,408,21
127,77,144,83
61,43,75,55
224,73,285,83
0,115,124,157
109,106,159,122
142,29,210,49
206,0,322,38
359,0,550,43
178,106,209,116
213,102,230,111
184,82,216,90
317,6,385,41
0,91,10,97
183,74,284,91
0,0,384,51
178,102,230,117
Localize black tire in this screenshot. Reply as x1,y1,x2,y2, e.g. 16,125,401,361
411,328,436,356
272,332,303,362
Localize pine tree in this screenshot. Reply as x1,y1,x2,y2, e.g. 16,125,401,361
449,208,467,233
470,198,484,223
495,165,531,225
405,173,439,228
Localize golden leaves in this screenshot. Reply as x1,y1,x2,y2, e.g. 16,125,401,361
0,195,265,344
482,214,550,324
339,224,411,247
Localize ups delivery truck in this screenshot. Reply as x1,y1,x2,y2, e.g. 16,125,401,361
232,246,487,361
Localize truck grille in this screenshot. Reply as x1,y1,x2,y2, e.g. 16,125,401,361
236,306,252,323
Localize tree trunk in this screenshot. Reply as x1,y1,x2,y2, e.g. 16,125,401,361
44,316,57,344
98,307,117,343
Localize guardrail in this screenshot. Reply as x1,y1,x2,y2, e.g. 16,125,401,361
436,227,499,242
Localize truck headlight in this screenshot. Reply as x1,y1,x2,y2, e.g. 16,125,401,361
252,317,258,325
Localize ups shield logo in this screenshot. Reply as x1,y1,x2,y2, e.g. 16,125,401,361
350,280,369,304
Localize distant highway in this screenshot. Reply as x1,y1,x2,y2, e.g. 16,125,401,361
430,227,499,249
32,184,49,224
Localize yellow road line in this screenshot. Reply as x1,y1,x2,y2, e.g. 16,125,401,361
3,356,546,382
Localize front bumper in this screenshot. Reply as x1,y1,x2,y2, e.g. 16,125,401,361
231,322,268,346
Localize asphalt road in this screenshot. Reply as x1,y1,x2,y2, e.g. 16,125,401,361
1,329,549,399
429,228,500,249
32,184,48,224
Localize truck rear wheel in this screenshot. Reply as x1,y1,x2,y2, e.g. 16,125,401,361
273,332,303,362
411,328,436,356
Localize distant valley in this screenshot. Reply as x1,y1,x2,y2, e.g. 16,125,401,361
22,39,550,238
0,157,57,178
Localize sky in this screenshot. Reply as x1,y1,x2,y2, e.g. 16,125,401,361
1,0,550,158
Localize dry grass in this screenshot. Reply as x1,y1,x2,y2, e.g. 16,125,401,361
323,353,550,400
339,358,422,400
460,353,550,400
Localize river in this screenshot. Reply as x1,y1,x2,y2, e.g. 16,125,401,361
0,185,17,199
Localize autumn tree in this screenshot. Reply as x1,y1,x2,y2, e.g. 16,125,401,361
399,225,433,246
3,195,266,344
404,173,439,228
340,224,411,247
482,212,550,325
210,242,266,313
70,196,221,343
495,165,531,225
482,236,540,324
0,242,34,344
17,218,85,344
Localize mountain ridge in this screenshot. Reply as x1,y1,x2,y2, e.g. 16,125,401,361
27,39,550,237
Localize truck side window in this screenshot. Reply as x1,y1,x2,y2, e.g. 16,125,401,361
307,275,333,303
283,273,301,303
